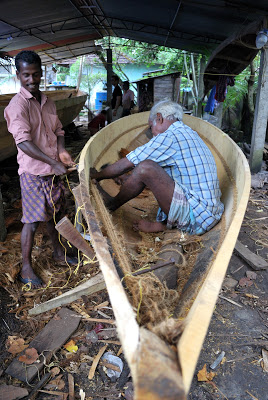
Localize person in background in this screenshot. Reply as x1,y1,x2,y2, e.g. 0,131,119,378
4,50,78,289
88,110,107,136
90,100,224,235
111,74,123,121
122,81,135,117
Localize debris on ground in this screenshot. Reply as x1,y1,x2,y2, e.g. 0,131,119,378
0,124,267,400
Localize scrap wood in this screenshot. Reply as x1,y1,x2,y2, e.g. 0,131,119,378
28,273,105,316
0,384,28,400
71,303,116,324
88,345,108,380
68,374,74,400
38,389,68,397
28,372,52,400
245,390,259,400
236,340,268,347
234,240,268,270
5,308,81,383
94,301,109,310
97,309,111,319
227,353,259,363
117,346,123,357
261,349,268,372
218,294,242,307
98,339,121,345
82,355,120,372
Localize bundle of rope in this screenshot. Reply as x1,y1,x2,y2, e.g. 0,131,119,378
91,183,188,329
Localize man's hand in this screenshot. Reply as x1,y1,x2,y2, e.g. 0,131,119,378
59,149,75,167
51,160,67,176
90,167,101,181
113,109,117,116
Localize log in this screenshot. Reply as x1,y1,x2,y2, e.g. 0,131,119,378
234,240,268,270
28,273,105,316
152,232,183,289
5,308,81,383
55,216,95,259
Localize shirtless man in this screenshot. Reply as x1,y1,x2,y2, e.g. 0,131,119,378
90,100,224,235
5,50,77,288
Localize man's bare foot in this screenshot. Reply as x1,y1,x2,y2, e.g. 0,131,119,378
133,220,167,233
19,265,44,288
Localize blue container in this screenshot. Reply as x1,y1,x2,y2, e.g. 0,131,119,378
95,91,107,111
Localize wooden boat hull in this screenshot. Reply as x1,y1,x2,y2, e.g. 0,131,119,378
0,89,87,162
78,113,251,398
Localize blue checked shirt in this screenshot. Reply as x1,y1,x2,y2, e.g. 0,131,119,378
126,121,224,234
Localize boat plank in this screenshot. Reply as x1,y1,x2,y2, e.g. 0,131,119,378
6,308,81,382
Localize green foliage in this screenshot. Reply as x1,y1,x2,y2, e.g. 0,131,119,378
223,56,259,112
69,58,106,98
96,37,204,79
56,65,69,82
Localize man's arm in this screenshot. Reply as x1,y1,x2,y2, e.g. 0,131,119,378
113,95,122,116
130,90,135,109
18,141,67,176
90,157,134,181
57,136,75,166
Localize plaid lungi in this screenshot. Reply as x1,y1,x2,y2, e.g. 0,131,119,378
156,182,196,233
20,173,65,223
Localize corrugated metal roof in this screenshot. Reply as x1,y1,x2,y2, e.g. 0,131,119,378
0,0,267,64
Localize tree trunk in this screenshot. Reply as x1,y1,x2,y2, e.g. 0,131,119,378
247,61,256,129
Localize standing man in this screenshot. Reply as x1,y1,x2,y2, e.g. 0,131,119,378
111,74,123,121
4,50,77,288
90,101,224,235
122,81,135,117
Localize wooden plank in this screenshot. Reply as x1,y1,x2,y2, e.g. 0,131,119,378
76,177,140,367
249,46,268,173
234,240,268,270
28,273,106,316
5,308,81,383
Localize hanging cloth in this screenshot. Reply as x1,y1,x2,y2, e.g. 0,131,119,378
204,85,216,113
215,75,235,102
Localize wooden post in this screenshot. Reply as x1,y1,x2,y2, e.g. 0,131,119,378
44,65,47,90
197,56,206,118
76,56,84,92
0,186,7,241
107,48,113,124
214,102,223,129
183,52,197,108
249,47,268,173
190,54,198,103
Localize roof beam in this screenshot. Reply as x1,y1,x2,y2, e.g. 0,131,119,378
0,18,56,51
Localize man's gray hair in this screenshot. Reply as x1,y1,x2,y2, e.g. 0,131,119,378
149,100,183,124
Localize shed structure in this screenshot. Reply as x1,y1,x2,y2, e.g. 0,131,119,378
133,72,180,112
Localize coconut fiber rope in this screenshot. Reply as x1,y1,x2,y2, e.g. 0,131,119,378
91,183,184,327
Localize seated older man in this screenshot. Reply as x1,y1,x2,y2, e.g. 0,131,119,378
90,100,224,235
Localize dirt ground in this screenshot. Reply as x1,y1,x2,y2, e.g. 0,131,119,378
189,186,268,400
0,124,267,400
